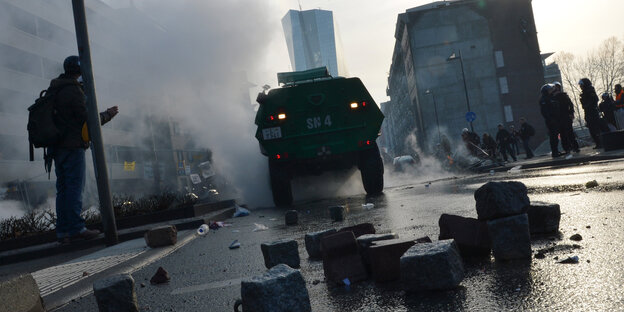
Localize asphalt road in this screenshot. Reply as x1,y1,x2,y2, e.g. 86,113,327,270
55,159,624,311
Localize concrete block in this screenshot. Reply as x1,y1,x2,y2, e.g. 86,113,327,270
261,239,300,269
144,225,177,248
601,129,624,151
320,231,367,283
527,201,560,234
240,264,311,312
438,214,491,257
329,205,345,221
368,238,416,283
487,214,532,260
338,223,376,238
474,181,530,220
285,210,298,225
356,233,399,274
304,229,337,259
93,274,139,312
0,274,44,312
400,239,464,291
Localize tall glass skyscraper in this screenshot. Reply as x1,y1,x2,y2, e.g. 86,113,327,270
281,9,348,77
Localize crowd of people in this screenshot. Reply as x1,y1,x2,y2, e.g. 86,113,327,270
461,118,535,164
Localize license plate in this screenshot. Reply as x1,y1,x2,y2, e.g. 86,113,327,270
262,127,282,140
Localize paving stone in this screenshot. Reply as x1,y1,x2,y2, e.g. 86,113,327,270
304,229,337,259
93,274,139,312
240,264,311,312
368,238,431,283
285,210,298,226
338,223,376,238
400,239,464,291
261,239,300,269
320,231,367,283
474,181,530,220
144,225,177,248
329,205,345,221
356,233,399,274
438,214,491,257
527,201,561,234
487,214,532,260
150,267,170,285
0,274,44,312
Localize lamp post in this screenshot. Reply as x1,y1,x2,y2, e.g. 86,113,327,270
425,89,441,144
447,49,474,132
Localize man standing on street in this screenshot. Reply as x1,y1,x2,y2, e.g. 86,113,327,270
49,55,119,243
519,117,535,159
496,124,517,162
579,78,606,149
599,92,617,130
552,82,580,154
539,83,562,157
614,84,624,129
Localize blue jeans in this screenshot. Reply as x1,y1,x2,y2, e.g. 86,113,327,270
51,147,86,238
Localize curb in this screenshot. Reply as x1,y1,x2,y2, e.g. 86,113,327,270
477,153,624,173
0,207,235,266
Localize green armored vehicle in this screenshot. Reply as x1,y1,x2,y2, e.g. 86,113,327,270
255,67,385,206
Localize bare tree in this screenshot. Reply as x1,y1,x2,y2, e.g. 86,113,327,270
554,51,584,127
594,36,624,95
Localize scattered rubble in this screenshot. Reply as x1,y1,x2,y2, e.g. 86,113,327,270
356,233,398,274
367,238,429,283
558,256,579,264
400,239,464,291
233,205,250,218
150,267,171,285
320,231,367,284
253,223,269,232
570,234,583,241
144,225,177,248
338,223,376,238
487,214,532,260
229,240,241,249
285,210,298,226
585,180,599,188
93,274,139,312
438,214,491,257
527,202,561,234
239,264,311,312
261,239,300,269
304,229,337,259
474,181,530,220
0,274,44,312
329,206,345,221
362,203,374,210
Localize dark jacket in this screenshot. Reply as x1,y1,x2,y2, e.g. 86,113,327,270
599,97,616,126
519,122,535,140
482,134,497,151
554,92,575,119
496,129,512,145
48,74,114,149
579,86,600,120
539,94,559,123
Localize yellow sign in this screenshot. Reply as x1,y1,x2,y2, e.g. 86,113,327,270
124,161,136,171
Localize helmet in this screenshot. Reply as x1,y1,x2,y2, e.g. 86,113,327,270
553,81,562,91
578,78,592,88
540,83,553,95
601,92,610,100
63,55,81,75
461,128,469,134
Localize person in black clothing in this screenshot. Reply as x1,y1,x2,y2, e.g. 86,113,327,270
481,133,497,161
509,125,520,155
599,92,617,130
461,128,481,156
539,83,562,157
552,82,580,153
496,124,517,162
519,117,535,159
579,78,608,149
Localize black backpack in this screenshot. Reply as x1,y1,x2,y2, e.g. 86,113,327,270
27,87,67,174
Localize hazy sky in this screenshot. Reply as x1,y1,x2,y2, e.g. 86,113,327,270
251,0,623,103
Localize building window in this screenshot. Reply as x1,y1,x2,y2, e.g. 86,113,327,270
495,50,504,68
504,105,513,122
499,76,509,94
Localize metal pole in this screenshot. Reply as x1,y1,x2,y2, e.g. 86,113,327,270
458,49,474,132
431,93,441,143
71,0,118,246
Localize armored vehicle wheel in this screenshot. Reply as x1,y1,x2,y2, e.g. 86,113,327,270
269,160,293,207
358,144,384,194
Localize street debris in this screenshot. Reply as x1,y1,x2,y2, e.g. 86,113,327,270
239,264,311,312
488,214,532,260
534,252,546,259
93,274,139,312
82,271,89,277
507,165,522,173
150,267,171,285
400,240,464,291
253,223,269,232
527,202,561,234
197,224,209,235
367,237,430,283
285,210,299,225
320,231,367,284
338,223,376,238
329,205,345,221
558,256,579,264
209,221,229,230
438,214,491,257
585,180,599,188
268,218,278,221
261,239,300,269
570,233,583,241
229,240,241,249
144,225,177,248
342,278,351,290
233,204,250,218
305,229,337,259
362,203,374,209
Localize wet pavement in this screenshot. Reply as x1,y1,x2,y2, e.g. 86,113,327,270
54,159,624,311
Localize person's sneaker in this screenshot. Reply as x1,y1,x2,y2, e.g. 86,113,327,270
71,228,101,241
